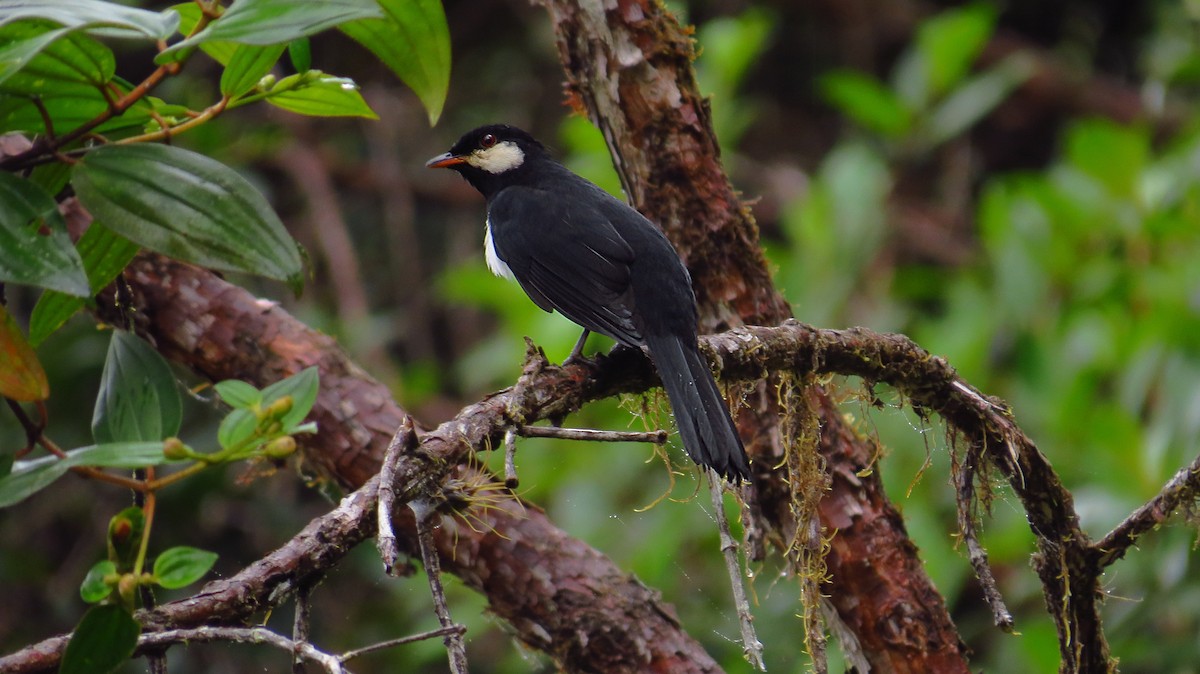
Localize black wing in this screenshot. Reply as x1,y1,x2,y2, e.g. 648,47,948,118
488,184,644,347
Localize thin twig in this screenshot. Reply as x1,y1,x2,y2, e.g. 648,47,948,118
708,472,765,670
955,441,1014,632
377,416,416,575
504,428,519,488
339,625,467,663
292,583,313,674
411,499,469,674
137,626,347,674
517,425,669,444
1095,448,1200,567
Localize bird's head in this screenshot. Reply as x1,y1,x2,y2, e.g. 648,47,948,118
426,124,550,195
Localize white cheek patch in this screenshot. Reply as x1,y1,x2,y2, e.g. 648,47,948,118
484,218,516,281
468,141,525,174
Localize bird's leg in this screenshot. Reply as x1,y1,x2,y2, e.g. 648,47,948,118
563,328,592,365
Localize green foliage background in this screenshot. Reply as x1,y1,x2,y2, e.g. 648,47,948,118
3,0,1200,672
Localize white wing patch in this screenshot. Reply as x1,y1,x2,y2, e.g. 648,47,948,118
467,141,525,174
484,218,516,281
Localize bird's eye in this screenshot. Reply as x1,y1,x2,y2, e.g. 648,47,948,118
480,134,497,148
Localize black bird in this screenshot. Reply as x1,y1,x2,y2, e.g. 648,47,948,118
427,124,750,481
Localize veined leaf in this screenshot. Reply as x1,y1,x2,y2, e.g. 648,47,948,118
0,0,179,40
92,331,182,444
159,0,382,63
153,546,217,589
72,143,304,288
0,440,179,508
29,223,140,345
0,171,89,295
0,19,113,94
220,42,286,98
264,73,378,118
340,0,449,124
59,605,140,674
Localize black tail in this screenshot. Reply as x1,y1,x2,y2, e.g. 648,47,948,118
644,331,751,481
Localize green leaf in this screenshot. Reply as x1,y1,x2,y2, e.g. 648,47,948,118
264,73,378,118
80,560,117,603
171,2,238,65
214,379,261,409
0,19,115,94
0,303,49,402
819,70,912,137
220,43,286,97
0,449,67,507
1066,118,1150,199
152,546,217,589
159,0,383,63
0,0,180,40
0,172,89,295
0,19,74,86
916,3,997,96
0,441,180,508
918,53,1035,148
0,448,12,479
72,143,304,289
217,408,258,451
0,82,154,137
29,223,140,345
288,37,311,72
92,331,182,444
69,441,186,469
60,604,140,674
106,506,144,570
340,0,449,124
261,366,319,430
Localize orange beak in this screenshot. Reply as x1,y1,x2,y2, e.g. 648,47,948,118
426,152,466,169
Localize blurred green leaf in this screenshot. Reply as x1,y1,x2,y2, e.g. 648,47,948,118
59,604,139,674
72,143,304,289
220,43,286,97
288,37,311,72
217,408,258,451
0,0,180,40
918,53,1034,148
819,70,912,137
259,366,319,431
92,331,182,444
1066,118,1150,199
340,0,450,124
152,546,217,589
916,3,997,96
263,73,378,118
159,0,382,63
214,379,262,409
696,9,773,92
29,223,140,346
79,560,116,603
0,172,89,296
0,303,49,402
